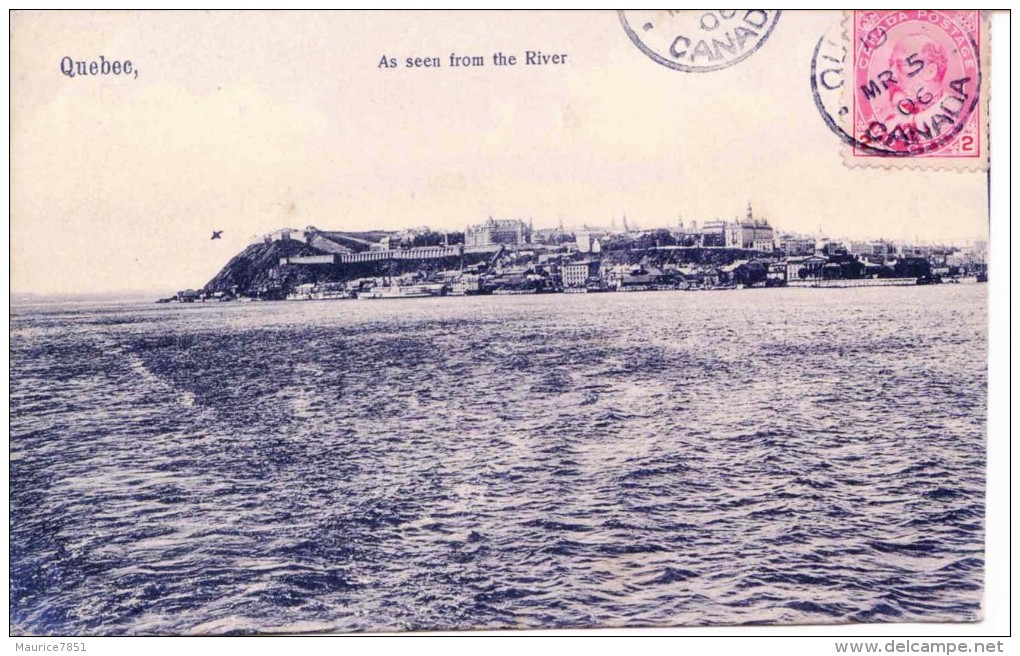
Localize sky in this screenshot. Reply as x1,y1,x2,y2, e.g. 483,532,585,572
10,10,990,295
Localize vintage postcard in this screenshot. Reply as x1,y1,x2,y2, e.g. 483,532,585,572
10,10,992,636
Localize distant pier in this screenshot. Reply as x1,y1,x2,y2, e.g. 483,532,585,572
786,278,917,289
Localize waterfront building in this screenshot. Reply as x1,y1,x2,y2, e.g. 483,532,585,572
563,260,601,288
767,262,787,284
450,274,481,296
785,255,828,281
697,267,721,287
871,240,894,258
465,217,532,247
286,283,316,301
719,260,746,281
614,273,656,291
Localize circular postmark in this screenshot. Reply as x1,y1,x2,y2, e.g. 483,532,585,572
811,10,982,158
619,10,781,73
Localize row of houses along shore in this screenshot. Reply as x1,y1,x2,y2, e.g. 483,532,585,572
170,204,988,302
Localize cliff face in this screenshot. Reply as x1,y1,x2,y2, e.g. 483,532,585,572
202,239,492,297
203,240,325,295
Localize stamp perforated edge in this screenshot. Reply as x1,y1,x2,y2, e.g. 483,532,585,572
838,10,990,172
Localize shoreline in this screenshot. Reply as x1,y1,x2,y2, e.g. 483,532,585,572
13,277,985,309
158,276,984,305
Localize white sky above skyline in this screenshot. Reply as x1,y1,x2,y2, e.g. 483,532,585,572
11,10,990,294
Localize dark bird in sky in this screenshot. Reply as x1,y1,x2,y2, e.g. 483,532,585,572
211,231,223,240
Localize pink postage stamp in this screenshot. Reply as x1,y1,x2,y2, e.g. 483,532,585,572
846,10,987,168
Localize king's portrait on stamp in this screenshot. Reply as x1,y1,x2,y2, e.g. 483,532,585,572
850,10,984,161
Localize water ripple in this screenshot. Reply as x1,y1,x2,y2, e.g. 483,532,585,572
10,286,986,634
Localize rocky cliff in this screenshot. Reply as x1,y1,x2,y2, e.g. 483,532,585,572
203,239,326,295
